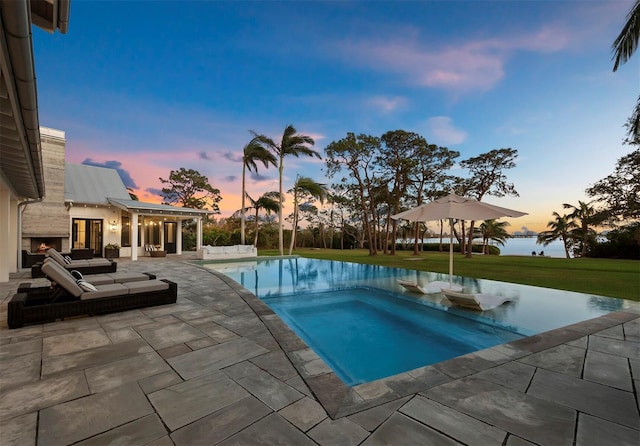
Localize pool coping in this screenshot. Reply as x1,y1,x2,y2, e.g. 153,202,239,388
210,268,640,419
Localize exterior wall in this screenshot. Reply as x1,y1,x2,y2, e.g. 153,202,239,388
69,205,122,257
21,128,70,251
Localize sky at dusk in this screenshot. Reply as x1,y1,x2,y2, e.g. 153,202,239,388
31,0,638,233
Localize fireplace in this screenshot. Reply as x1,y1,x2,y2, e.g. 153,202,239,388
30,237,63,253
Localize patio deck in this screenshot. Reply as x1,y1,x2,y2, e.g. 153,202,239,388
1,255,638,445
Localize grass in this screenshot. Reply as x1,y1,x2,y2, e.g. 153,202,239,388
259,248,640,301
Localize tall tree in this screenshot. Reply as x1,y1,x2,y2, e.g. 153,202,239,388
252,125,320,255
612,0,640,143
159,168,221,211
288,176,328,255
586,148,640,221
459,148,519,257
563,200,604,258
246,191,280,247
475,219,511,254
537,212,576,259
241,137,276,245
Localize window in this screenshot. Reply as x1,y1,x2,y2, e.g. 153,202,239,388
120,213,131,247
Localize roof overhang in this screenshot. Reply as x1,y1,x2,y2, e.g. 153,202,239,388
0,0,69,199
108,198,213,218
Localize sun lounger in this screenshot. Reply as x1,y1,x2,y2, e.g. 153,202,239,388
440,288,513,311
8,257,176,328
31,248,117,278
398,279,462,294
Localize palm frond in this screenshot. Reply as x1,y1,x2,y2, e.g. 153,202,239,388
612,0,640,71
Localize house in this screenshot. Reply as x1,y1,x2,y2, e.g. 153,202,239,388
0,0,70,282
21,127,211,261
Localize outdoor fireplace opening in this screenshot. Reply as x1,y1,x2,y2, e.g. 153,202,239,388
30,238,63,253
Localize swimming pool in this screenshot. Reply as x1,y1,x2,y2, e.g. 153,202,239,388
208,257,633,385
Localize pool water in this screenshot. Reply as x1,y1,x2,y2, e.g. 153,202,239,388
266,287,522,385
208,257,635,386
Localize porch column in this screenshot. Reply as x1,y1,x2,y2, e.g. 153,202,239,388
0,190,10,282
196,217,202,250
131,212,139,261
9,199,17,273
177,219,183,254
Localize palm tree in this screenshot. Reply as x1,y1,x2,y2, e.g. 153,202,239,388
537,212,576,259
612,0,640,143
241,137,276,245
563,201,604,258
475,219,510,254
245,191,280,247
252,125,320,255
288,176,328,255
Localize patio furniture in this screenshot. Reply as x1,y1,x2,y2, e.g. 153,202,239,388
397,279,462,294
145,244,167,257
8,259,177,329
440,288,513,311
31,248,117,278
196,244,257,260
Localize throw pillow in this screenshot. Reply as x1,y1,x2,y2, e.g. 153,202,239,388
63,255,72,264
77,280,97,292
70,270,83,280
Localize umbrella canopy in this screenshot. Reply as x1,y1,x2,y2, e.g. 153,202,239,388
391,193,528,290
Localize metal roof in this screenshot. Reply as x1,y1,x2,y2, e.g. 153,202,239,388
65,163,131,204
108,198,211,217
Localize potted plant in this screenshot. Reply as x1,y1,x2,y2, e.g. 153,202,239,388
104,243,120,259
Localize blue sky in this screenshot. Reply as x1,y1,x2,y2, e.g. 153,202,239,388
32,0,638,232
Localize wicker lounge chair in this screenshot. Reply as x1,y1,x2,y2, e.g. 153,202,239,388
31,248,117,278
9,259,177,329
440,288,513,311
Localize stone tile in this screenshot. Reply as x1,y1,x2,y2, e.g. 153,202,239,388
308,417,370,446
0,326,42,340
168,338,268,380
400,395,507,445
505,435,537,446
361,412,461,446
149,371,249,431
224,361,303,410
38,382,154,445
0,371,89,421
41,338,154,376
42,328,111,357
250,350,299,381
0,338,41,360
99,313,154,331
593,324,625,340
85,351,171,393
141,302,204,318
0,412,37,446
588,335,640,359
576,412,640,446
146,436,174,446
354,380,400,401
387,365,451,395
424,377,576,445
508,327,583,353
517,343,586,377
105,327,141,344
74,414,167,446
348,396,411,432
305,372,351,418
171,395,271,446
0,351,40,387
584,349,633,391
566,336,588,349
278,397,327,432
157,343,192,359
472,361,536,392
285,375,312,397
138,321,206,350
186,336,217,350
138,370,183,394
218,413,317,446
527,368,639,429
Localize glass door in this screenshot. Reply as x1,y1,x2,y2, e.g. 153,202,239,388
72,218,103,256
164,222,177,254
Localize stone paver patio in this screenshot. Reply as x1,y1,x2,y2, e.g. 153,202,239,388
0,254,638,445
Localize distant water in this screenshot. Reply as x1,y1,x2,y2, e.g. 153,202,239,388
404,237,569,258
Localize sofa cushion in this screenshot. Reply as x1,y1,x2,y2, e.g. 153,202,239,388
124,280,169,294
80,283,128,300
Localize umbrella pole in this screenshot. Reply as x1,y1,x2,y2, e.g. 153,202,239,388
449,218,453,288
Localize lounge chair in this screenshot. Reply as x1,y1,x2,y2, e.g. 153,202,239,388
8,258,177,329
398,279,462,294
31,248,116,278
440,288,513,311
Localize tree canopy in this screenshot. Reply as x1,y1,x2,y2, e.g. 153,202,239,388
159,168,222,211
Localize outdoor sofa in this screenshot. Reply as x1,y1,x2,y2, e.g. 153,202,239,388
31,248,116,278
8,259,176,329
196,244,257,260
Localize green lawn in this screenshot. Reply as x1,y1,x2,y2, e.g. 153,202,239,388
259,248,640,301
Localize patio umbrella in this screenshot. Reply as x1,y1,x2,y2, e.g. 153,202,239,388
391,193,527,290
